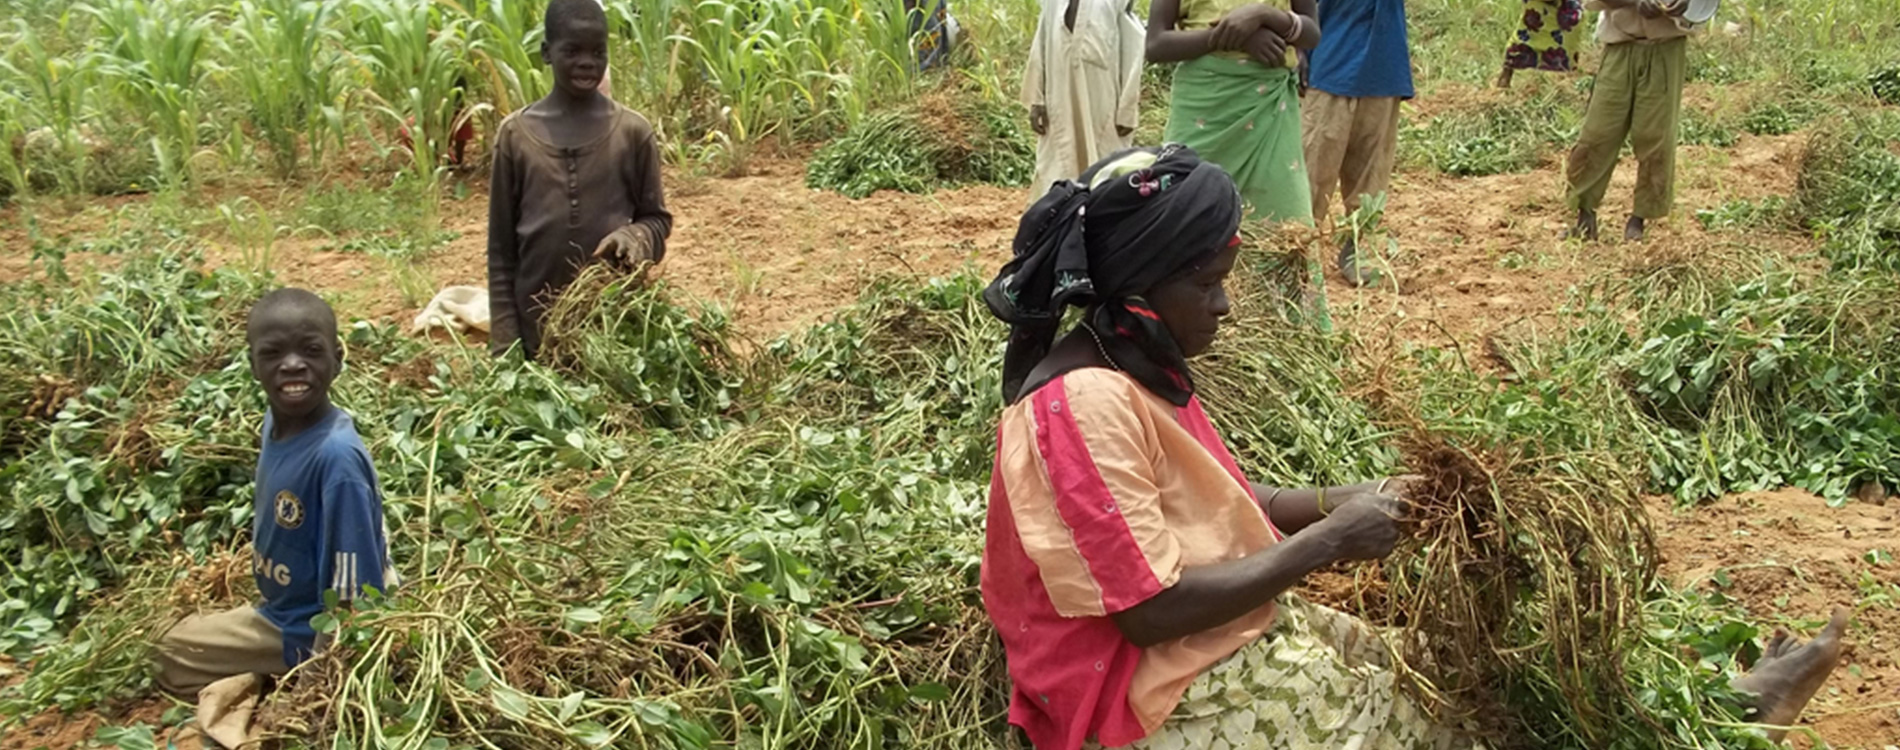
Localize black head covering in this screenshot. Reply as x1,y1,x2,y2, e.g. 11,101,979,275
984,145,1243,406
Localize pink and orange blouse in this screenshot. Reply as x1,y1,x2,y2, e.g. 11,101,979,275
980,368,1286,750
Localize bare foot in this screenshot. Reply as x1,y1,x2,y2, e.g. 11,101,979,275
1729,609,1851,741
1624,215,1647,242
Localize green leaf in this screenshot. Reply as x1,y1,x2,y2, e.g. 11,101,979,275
565,607,604,626
463,668,490,692
633,699,672,726
569,721,612,747
310,612,338,634
557,691,584,723
94,724,156,750
908,682,951,702
493,686,531,721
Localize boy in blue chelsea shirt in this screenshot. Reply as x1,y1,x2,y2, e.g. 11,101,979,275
154,288,397,694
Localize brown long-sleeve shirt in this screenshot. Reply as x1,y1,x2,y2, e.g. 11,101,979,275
486,105,672,359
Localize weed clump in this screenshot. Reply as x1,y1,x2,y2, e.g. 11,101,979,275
1796,112,1900,272
805,89,1033,198
1399,89,1579,177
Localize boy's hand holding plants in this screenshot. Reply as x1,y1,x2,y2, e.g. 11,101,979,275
594,224,655,272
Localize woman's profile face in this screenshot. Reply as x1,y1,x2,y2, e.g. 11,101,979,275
1146,244,1239,358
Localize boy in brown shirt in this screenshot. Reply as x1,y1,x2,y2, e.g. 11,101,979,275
487,0,671,359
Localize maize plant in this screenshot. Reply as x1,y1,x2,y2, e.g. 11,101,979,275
348,0,482,186
455,0,550,117
80,0,217,187
224,0,353,178
618,0,916,149
1,17,100,194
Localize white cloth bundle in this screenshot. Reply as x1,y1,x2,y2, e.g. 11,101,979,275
411,286,490,335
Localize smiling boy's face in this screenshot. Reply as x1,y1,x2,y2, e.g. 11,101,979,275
247,307,339,423
543,16,609,97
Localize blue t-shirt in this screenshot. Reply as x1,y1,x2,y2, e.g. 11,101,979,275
1307,0,1415,100
252,408,393,665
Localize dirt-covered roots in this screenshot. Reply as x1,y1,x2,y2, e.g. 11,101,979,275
1380,431,1657,746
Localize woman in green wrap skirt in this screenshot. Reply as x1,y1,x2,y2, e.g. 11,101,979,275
1147,0,1320,224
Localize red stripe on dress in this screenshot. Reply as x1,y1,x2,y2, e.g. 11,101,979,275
1178,398,1286,542
1032,379,1166,614
982,428,1151,750
1124,304,1161,321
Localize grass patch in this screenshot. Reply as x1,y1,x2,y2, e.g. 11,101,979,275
1680,108,1740,148
805,88,1033,198
1796,112,1900,273
297,178,435,240
1400,89,1580,176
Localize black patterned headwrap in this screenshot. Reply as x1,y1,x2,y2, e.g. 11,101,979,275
984,145,1243,406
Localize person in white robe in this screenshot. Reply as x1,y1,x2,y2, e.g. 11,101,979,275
1023,0,1147,203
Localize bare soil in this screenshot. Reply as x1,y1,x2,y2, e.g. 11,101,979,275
1651,490,1900,748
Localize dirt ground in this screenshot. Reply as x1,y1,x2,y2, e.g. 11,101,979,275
6,120,1899,746
0,696,182,750
1651,491,1900,747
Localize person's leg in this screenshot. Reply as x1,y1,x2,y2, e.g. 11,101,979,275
154,606,288,696
1627,37,1686,234
1327,96,1401,286
1337,96,1401,217
1301,89,1354,225
1565,41,1637,239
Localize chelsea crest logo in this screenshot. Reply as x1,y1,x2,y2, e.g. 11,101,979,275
274,490,305,530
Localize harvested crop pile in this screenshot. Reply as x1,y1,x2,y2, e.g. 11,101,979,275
1195,227,1399,488
804,86,1034,198
538,265,745,430
1381,430,1656,746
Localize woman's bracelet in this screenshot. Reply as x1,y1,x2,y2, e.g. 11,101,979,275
1376,477,1391,494
1286,14,1304,42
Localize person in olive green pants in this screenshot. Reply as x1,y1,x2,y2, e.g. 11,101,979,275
1565,0,1695,242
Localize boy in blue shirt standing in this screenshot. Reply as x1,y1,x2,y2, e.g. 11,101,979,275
154,288,396,694
1299,0,1413,285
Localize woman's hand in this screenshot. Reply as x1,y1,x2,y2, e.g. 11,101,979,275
1242,26,1288,67
1211,3,1274,51
1312,486,1409,562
